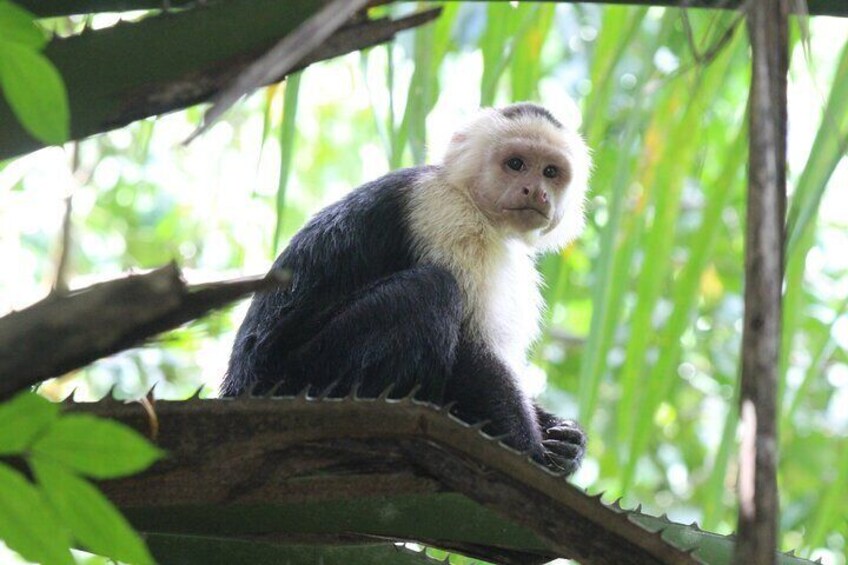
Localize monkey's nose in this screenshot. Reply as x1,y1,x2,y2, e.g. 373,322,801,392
522,186,548,202
526,186,549,206
521,186,552,217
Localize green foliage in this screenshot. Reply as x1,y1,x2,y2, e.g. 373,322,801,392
786,40,848,256
0,0,68,144
32,458,155,565
30,413,164,479
0,0,46,48
0,392,161,564
618,16,745,491
0,387,59,454
0,463,74,565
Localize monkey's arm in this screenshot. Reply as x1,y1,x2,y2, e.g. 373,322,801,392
445,337,545,458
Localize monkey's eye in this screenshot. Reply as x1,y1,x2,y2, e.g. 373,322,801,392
543,165,559,179
506,157,525,172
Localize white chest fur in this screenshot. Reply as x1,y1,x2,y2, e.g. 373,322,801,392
407,173,544,375
463,243,543,373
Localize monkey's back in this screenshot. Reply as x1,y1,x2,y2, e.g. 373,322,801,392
222,166,434,396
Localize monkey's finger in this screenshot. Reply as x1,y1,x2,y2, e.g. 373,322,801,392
542,439,585,461
541,448,580,474
545,424,587,446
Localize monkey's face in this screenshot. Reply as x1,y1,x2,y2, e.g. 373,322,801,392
470,137,573,238
443,105,591,251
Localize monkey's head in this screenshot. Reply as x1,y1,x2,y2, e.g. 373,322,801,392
442,102,591,251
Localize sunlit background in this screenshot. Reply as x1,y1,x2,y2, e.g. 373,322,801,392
1,3,846,563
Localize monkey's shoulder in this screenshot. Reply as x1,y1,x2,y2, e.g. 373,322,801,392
271,166,437,293
285,166,437,246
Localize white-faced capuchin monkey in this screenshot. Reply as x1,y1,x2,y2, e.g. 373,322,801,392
223,102,591,473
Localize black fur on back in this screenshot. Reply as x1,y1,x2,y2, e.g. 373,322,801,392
223,167,431,396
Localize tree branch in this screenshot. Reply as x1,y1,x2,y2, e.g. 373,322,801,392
0,5,441,159
0,265,288,399
74,396,700,564
735,0,788,562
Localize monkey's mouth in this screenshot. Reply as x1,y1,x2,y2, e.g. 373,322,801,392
505,206,549,220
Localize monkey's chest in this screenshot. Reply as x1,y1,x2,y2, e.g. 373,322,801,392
459,254,543,373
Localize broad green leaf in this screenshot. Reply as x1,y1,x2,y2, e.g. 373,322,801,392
0,0,46,49
32,457,155,565
576,117,645,423
0,41,69,144
623,31,747,489
407,20,435,165
0,391,58,455
781,41,848,414
0,462,74,565
31,414,164,479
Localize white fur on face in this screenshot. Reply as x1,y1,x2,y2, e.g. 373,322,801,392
408,105,591,375
442,107,591,252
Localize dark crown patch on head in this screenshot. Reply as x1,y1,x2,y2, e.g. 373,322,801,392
500,103,563,129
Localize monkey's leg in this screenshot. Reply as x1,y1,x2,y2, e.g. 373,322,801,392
285,265,463,399
535,405,586,475
446,338,546,460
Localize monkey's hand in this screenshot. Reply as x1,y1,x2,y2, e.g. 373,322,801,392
540,418,586,475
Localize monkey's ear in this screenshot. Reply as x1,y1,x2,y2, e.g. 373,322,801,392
442,132,471,169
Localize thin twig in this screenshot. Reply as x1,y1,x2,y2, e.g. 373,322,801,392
51,142,82,295
672,6,745,79
52,195,73,295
